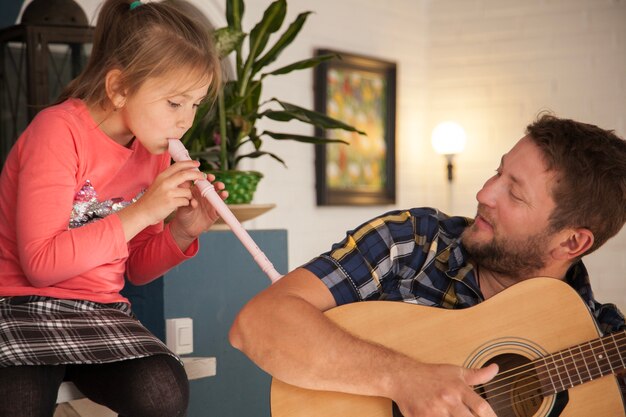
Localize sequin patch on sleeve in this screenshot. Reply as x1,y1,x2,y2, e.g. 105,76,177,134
69,180,144,228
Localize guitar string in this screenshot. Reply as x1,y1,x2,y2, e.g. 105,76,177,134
488,331,624,396
478,351,620,415
475,330,626,392
467,331,626,412
475,332,626,405
474,345,624,413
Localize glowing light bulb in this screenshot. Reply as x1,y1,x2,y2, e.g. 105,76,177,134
431,121,467,156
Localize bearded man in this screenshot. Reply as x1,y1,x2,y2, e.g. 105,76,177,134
230,114,626,417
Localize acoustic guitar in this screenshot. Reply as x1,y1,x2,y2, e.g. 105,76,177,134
270,278,626,417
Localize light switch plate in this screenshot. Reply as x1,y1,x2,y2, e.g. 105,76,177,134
166,317,193,355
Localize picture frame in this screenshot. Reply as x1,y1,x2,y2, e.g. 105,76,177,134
314,49,397,206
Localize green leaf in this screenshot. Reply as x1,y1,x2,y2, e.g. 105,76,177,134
261,130,349,145
252,11,312,75
262,54,335,77
192,146,221,160
213,27,246,59
223,83,260,125
248,0,287,62
239,0,286,96
195,101,213,122
235,150,287,167
226,0,244,31
259,110,294,122
243,81,263,116
266,99,367,135
221,81,244,111
226,0,245,71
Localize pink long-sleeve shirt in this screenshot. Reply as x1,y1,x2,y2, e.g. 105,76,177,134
0,99,198,304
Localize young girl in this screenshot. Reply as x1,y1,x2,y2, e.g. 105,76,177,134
0,1,224,416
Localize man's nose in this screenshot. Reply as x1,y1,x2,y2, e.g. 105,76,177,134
476,177,498,208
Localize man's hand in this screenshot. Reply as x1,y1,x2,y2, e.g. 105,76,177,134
390,362,499,417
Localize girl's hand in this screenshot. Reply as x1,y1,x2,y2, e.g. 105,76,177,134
117,161,207,241
169,172,229,250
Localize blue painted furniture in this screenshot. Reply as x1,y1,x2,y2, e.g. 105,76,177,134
164,229,288,417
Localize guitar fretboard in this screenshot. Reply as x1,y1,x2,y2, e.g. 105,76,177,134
534,330,626,395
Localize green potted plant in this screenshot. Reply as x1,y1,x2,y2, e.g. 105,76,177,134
181,0,364,204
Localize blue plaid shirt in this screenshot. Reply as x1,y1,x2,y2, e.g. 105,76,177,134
303,207,625,334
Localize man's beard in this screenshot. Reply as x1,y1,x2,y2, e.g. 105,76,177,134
462,223,552,280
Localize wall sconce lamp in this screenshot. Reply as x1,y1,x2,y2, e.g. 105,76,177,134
431,121,467,182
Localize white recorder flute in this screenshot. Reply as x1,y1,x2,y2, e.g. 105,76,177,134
168,139,282,283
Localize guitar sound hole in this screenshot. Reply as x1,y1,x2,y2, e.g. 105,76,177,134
391,353,543,417
477,353,544,417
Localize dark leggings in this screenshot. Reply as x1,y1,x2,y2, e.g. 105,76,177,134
0,354,189,417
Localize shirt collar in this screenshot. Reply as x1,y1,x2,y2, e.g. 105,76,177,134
435,236,481,294
564,260,595,309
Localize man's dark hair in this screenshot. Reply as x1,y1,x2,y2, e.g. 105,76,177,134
526,113,626,255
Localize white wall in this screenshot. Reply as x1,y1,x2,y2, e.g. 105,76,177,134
60,0,626,308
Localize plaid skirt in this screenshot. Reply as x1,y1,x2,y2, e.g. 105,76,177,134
0,295,176,367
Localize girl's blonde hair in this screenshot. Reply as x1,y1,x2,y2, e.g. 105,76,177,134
60,0,221,109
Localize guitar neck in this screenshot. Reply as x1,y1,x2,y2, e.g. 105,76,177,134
536,329,626,395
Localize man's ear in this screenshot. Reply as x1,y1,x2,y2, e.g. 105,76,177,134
553,228,594,260
105,69,126,109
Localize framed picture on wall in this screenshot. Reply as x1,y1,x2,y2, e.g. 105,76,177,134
314,49,397,206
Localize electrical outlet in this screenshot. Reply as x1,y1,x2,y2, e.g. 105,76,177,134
166,317,193,355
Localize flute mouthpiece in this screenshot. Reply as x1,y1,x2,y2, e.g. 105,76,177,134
168,139,190,162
